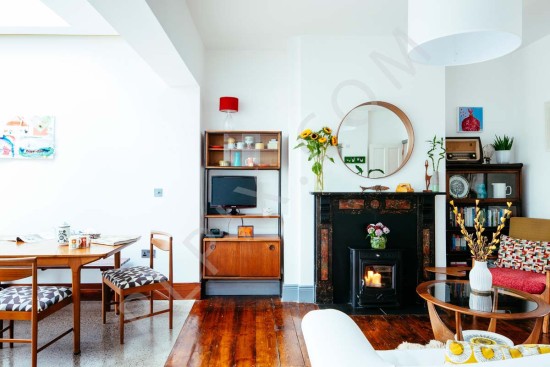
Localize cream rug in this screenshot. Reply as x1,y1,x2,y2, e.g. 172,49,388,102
0,300,194,367
397,340,445,350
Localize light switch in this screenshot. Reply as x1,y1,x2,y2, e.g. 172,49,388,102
154,188,163,197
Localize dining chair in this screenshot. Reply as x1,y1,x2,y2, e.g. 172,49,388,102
0,257,73,367
101,231,173,344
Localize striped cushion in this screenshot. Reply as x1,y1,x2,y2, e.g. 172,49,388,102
0,286,72,312
102,266,168,289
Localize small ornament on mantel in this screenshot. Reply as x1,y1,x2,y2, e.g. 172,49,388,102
360,185,390,192
423,160,432,192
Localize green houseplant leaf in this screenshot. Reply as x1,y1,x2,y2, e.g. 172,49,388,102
492,134,514,151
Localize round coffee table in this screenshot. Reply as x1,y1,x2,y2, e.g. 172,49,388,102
417,279,550,344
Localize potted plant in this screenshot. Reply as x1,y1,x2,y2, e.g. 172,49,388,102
365,222,390,249
449,200,512,295
426,135,445,191
492,134,514,164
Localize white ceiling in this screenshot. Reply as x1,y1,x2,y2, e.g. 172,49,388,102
1,0,549,52
186,0,550,51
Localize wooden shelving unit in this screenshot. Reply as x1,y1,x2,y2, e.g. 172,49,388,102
202,130,282,287
445,163,523,267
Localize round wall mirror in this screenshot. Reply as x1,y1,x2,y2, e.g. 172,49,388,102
336,101,414,178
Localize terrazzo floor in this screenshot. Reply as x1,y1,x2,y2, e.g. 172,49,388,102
0,300,194,367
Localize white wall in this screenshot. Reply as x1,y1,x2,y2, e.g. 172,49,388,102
445,50,520,156
202,49,289,235
289,36,446,290
0,36,201,287
203,36,448,299
446,34,550,218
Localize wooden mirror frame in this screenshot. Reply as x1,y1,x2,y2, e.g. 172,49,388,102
336,101,415,178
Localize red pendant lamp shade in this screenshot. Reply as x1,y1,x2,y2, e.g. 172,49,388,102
219,97,239,113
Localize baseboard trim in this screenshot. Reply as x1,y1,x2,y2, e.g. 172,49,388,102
33,283,202,301
205,280,281,296
282,284,315,303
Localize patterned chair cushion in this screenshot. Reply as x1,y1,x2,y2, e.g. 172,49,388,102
102,266,168,289
496,235,550,274
0,286,72,312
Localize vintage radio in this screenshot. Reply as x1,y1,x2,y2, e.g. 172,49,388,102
445,137,483,163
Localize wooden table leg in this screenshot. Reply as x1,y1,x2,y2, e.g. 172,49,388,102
488,318,498,332
69,260,82,355
427,302,455,342
488,294,499,332
455,312,463,341
114,253,121,315
523,317,543,344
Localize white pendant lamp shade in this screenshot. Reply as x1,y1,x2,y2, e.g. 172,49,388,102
408,0,522,66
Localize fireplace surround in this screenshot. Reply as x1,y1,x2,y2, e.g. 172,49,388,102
313,192,441,306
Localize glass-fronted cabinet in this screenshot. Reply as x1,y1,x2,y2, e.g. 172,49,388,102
445,163,523,267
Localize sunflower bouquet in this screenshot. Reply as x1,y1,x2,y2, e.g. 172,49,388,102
294,126,338,191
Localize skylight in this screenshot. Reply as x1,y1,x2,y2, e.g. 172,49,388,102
0,0,69,27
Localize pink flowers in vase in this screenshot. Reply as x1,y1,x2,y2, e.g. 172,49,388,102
366,222,390,240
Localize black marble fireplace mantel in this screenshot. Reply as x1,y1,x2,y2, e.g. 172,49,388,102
312,191,444,305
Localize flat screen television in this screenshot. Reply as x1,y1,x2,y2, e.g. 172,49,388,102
211,176,257,215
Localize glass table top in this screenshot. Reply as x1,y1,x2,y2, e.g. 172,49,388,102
425,280,539,315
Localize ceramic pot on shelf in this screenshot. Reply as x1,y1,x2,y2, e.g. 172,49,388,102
495,150,511,164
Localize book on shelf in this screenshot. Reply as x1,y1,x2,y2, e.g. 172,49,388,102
450,234,468,251
0,234,46,243
449,205,516,228
91,235,141,246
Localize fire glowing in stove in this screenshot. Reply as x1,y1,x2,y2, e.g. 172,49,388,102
364,270,382,287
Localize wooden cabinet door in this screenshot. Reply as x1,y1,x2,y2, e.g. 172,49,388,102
240,241,280,277
203,241,240,277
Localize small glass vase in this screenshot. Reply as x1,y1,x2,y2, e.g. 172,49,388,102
469,259,493,294
430,170,440,192
371,236,387,250
314,173,324,192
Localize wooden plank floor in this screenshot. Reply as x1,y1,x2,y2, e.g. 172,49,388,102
165,297,318,367
165,297,550,366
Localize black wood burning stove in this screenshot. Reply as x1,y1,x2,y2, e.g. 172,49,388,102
349,248,402,308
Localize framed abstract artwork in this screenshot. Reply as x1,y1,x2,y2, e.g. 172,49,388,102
0,115,55,159
457,107,483,133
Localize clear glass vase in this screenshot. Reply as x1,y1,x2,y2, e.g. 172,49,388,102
314,173,324,192
371,236,387,250
430,170,439,192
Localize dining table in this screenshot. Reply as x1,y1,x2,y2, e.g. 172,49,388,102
0,237,140,354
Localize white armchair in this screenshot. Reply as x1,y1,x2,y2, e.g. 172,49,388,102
301,309,550,367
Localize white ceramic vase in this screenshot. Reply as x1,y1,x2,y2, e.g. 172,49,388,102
469,260,493,294
495,150,511,164
469,293,493,312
